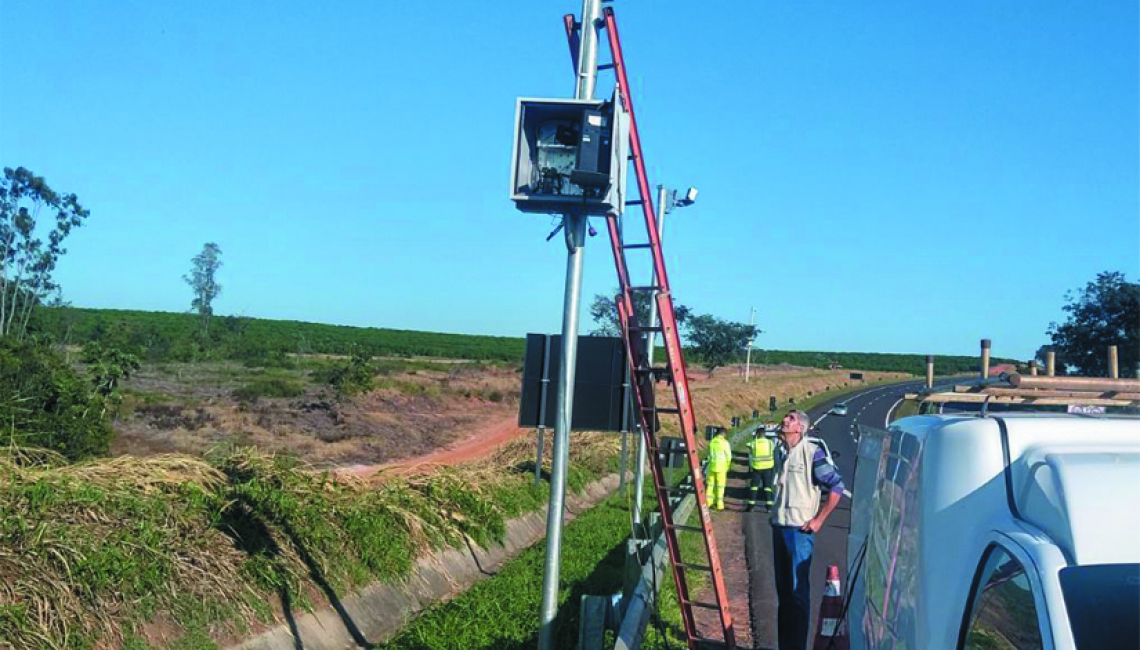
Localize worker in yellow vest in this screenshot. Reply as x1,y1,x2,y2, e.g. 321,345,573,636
747,425,776,512
706,427,733,511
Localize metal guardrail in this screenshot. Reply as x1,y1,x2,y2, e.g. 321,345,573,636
604,421,759,650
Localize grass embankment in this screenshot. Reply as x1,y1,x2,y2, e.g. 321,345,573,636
0,434,619,650
889,398,921,423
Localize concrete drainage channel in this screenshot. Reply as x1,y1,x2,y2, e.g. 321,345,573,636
579,422,758,650
231,473,621,650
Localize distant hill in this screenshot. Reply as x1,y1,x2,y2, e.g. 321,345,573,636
33,307,1012,374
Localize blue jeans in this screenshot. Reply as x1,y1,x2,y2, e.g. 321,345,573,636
772,525,814,650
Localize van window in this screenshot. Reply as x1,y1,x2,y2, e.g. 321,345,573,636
961,545,1043,650
1059,563,1140,650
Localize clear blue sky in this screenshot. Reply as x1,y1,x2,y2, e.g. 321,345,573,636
2,1,1136,361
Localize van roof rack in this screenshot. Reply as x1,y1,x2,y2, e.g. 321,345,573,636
905,374,1140,408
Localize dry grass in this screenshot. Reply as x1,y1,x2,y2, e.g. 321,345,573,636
111,360,524,467
0,425,618,650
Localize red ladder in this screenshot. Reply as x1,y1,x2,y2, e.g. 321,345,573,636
564,9,736,650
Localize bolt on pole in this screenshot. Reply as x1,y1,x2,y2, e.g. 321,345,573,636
537,1,602,648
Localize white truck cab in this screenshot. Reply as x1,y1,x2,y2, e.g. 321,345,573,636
848,413,1140,650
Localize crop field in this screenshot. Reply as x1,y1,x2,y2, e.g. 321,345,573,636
33,306,1012,374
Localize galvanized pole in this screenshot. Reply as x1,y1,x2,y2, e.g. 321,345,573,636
631,184,669,531
537,1,601,647
744,306,756,382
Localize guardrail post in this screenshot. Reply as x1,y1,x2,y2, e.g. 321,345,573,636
1108,345,1119,379
1046,350,1056,376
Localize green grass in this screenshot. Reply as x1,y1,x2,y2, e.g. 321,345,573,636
0,435,619,650
232,377,306,401
379,496,637,650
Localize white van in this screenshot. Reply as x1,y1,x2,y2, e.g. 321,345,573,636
847,413,1140,650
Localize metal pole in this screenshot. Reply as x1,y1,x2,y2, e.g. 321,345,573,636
632,184,669,532
535,335,553,488
535,426,545,488
745,307,756,382
1046,350,1056,376
1108,345,1119,379
925,355,934,388
980,339,991,379
538,2,601,647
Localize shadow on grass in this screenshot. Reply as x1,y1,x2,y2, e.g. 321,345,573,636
214,489,376,649
512,458,551,483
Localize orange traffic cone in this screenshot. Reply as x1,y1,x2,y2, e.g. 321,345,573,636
812,564,849,650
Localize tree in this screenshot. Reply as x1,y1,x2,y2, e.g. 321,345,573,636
1047,271,1139,377
0,167,90,339
684,314,759,376
588,289,691,336
184,242,223,338
82,341,141,418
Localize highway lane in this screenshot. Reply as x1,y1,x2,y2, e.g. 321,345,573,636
741,378,933,650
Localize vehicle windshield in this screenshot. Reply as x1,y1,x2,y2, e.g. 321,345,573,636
1058,564,1140,650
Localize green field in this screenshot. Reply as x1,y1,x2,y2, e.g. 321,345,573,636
34,306,1013,374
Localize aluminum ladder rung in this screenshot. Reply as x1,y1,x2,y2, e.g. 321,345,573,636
627,285,663,292
621,242,653,249
642,406,680,414
629,325,663,333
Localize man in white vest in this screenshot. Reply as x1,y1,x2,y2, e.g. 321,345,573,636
770,409,844,650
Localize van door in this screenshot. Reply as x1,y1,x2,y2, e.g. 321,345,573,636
958,541,1052,650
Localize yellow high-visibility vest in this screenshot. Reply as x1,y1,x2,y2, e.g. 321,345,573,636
749,436,775,470
708,435,733,473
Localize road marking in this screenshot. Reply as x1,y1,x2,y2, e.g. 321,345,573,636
884,397,905,428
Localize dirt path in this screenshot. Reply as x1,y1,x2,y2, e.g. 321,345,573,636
693,454,757,649
335,415,530,479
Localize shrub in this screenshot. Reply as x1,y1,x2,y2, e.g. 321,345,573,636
233,377,305,402
314,351,375,396
0,338,113,460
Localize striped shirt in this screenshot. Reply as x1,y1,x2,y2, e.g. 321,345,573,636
776,440,845,495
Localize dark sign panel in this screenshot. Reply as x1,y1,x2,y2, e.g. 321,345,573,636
519,334,636,432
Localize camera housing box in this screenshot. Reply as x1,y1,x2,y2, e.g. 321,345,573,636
510,94,629,216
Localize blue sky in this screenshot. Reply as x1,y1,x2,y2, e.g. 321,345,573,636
1,0,1136,361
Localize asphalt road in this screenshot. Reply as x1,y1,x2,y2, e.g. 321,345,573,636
741,378,933,650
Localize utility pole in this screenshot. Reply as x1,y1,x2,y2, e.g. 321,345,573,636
744,306,755,382
537,1,601,648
